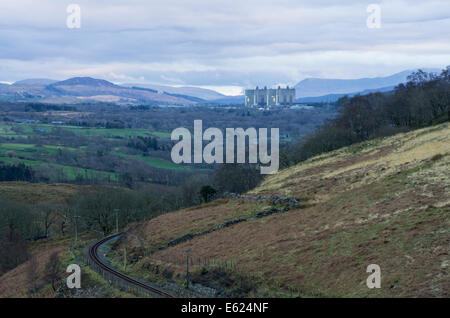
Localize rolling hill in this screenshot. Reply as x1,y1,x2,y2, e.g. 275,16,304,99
1,68,443,106
117,122,450,297
0,77,201,105
0,123,448,298
294,69,440,99
12,79,58,86
122,83,226,101
296,85,396,103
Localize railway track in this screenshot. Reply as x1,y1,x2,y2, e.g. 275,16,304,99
88,232,174,298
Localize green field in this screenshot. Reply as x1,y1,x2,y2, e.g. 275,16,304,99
0,123,196,184
0,155,119,182
0,141,186,172
1,123,171,138
115,152,187,170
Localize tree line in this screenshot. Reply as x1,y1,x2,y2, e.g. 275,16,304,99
0,163,35,182
281,67,450,166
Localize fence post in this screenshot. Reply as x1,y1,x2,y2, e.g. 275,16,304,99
185,249,190,289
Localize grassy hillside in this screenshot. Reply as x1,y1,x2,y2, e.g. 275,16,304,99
0,123,195,184
0,181,139,298
0,181,82,204
0,232,135,298
0,123,170,139
119,122,449,297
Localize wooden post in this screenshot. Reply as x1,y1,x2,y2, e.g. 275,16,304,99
123,247,127,271
114,209,119,233
185,249,190,289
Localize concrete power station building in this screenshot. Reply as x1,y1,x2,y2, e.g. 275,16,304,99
245,86,296,108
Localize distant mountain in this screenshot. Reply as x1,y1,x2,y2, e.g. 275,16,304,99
123,83,226,101
50,77,118,88
295,69,440,98
297,85,396,103
12,78,58,86
206,95,245,105
0,77,201,105
1,69,442,106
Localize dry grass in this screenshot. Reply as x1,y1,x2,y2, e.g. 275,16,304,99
122,123,450,297
0,238,69,297
254,123,450,203
0,182,84,205
124,199,272,251
0,232,131,298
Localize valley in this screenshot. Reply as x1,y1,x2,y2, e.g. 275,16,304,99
1,0,449,305
2,121,445,298
0,68,448,299
111,122,449,297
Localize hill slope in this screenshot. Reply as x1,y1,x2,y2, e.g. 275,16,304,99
122,83,226,101
0,77,199,105
120,122,450,297
12,79,58,86
296,85,396,103
295,68,440,98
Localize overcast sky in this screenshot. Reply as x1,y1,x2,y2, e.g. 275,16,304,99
0,0,449,94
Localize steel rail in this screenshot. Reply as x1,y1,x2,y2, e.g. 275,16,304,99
88,232,174,298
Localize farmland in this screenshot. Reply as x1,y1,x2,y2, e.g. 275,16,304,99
0,122,194,185
0,104,335,186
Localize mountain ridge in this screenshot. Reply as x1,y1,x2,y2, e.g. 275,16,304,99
0,77,201,105
122,83,226,101
49,77,119,88
294,68,440,98
0,68,444,105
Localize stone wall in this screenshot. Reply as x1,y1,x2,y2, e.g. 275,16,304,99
155,193,300,252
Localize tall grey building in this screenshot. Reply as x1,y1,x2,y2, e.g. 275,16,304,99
245,86,296,108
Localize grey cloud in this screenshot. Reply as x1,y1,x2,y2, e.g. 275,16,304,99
0,0,449,88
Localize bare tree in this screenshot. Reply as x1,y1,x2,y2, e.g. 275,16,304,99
36,203,58,238
0,229,29,275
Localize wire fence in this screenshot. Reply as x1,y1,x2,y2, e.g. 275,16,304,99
145,250,257,296
84,245,168,297
147,251,241,273
85,234,258,297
